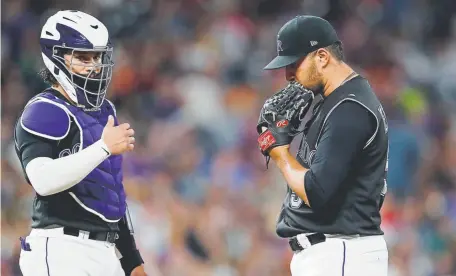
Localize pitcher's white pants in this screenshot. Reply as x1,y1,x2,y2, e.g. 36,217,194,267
19,228,125,276
290,234,388,276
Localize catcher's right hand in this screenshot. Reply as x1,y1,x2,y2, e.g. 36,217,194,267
256,81,314,156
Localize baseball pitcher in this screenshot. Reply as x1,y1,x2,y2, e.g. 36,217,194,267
257,16,389,276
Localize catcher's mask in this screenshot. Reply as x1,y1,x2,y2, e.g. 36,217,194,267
40,10,114,110
53,46,113,109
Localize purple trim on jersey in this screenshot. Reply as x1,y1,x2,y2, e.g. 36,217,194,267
21,101,70,140
342,241,346,276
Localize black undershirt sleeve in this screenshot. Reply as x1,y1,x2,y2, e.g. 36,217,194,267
304,101,376,212
14,121,56,169
116,213,144,274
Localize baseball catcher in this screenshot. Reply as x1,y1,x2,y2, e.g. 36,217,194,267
15,10,146,276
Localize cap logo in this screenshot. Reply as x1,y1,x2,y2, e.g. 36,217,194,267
310,41,318,46
277,40,283,53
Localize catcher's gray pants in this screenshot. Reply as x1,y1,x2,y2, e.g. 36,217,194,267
19,228,125,276
290,234,388,276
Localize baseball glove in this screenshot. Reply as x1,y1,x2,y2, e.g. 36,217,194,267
257,81,314,159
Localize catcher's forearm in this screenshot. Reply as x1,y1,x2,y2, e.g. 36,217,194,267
25,139,110,196
270,146,310,207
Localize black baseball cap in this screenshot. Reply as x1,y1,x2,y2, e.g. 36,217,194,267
264,15,340,70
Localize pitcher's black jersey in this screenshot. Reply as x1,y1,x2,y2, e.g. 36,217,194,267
276,75,389,238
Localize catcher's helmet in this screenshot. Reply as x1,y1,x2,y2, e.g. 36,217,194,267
40,10,114,110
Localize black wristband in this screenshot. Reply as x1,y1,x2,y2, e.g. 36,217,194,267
120,249,144,275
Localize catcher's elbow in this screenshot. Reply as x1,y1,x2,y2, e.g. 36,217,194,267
31,183,53,196
31,180,62,196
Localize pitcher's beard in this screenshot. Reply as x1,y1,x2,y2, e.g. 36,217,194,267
309,83,324,96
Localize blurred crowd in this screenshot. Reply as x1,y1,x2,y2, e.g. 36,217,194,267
2,0,456,275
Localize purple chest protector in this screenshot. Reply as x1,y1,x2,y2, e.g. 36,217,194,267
24,90,126,222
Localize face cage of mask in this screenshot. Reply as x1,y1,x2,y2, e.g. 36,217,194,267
52,45,114,109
